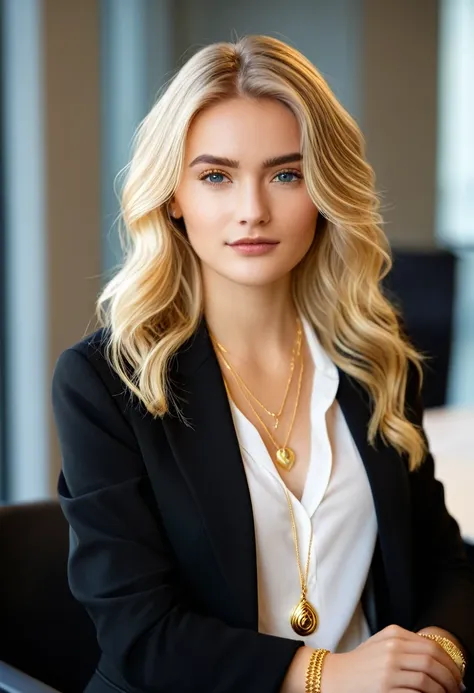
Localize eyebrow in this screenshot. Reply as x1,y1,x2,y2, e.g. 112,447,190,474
188,152,303,169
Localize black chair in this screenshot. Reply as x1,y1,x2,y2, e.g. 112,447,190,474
465,541,474,566
0,501,100,693
384,248,457,409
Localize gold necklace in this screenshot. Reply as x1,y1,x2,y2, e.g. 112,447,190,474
217,337,317,634
283,484,319,636
220,347,304,472
213,318,302,430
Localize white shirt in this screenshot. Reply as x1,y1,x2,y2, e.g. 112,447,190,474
228,316,378,653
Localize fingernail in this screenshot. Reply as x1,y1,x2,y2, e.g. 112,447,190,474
459,683,466,692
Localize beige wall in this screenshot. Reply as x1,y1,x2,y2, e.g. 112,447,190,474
363,0,439,248
45,0,102,492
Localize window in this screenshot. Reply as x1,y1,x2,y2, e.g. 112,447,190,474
437,0,474,247
0,1,7,499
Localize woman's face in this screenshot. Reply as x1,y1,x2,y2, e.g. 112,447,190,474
172,96,319,288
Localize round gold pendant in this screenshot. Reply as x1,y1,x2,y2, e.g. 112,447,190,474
276,447,295,471
290,596,319,636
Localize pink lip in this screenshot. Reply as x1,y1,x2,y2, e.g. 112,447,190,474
230,243,278,256
227,237,279,256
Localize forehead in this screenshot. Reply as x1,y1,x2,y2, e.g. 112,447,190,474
185,97,301,162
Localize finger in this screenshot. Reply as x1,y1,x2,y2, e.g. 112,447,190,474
400,654,460,693
383,637,462,686
406,639,463,686
366,627,463,685
394,669,446,693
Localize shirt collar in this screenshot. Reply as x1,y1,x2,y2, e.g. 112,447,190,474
300,314,339,381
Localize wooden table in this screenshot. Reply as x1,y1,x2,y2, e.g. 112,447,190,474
423,407,474,542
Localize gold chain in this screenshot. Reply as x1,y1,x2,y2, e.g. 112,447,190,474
283,483,313,597
284,477,319,636
220,346,304,459
216,329,319,635
213,318,302,429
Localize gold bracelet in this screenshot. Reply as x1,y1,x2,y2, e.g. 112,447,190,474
305,649,330,693
418,633,466,678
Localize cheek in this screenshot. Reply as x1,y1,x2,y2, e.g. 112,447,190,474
179,190,232,250
281,211,318,269
180,205,226,262
273,185,317,223
285,201,319,246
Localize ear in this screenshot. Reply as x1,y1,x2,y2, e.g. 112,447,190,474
169,198,183,220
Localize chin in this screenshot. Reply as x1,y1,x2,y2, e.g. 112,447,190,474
200,254,302,288
222,266,294,288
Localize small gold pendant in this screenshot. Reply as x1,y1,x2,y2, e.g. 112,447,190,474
276,447,295,471
290,595,319,636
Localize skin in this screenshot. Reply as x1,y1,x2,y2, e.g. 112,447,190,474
172,96,319,502
170,96,466,692
172,96,318,295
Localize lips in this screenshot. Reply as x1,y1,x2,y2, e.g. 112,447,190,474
226,237,280,256
228,237,279,246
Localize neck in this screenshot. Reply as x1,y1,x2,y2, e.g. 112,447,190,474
203,270,298,365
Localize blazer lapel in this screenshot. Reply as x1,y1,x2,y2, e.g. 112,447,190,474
336,370,414,629
161,320,258,629
161,319,414,632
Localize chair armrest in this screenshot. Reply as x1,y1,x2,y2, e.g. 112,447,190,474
0,662,59,693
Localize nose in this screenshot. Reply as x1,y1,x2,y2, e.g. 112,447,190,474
236,179,271,227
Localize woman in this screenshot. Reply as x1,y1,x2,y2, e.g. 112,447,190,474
52,35,473,693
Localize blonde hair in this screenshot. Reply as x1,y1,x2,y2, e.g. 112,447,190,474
97,35,427,471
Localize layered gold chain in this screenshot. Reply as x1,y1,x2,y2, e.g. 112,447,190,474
213,318,302,430
213,325,304,472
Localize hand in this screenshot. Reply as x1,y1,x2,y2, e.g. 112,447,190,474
321,624,463,693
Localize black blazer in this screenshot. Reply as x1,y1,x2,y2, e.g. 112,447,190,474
52,321,474,693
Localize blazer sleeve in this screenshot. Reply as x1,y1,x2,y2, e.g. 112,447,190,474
52,347,303,693
406,365,474,674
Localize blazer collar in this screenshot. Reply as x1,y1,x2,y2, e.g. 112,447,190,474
164,319,259,628
162,318,413,630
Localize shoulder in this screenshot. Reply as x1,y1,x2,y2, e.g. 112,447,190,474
63,326,111,366
52,327,129,405
51,327,146,464
53,329,147,497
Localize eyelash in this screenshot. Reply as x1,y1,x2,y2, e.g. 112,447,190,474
198,168,303,187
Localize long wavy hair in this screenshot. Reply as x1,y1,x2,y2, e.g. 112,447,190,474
97,35,427,471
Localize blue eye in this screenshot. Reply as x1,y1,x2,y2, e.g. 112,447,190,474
207,173,225,184
199,170,229,186
274,171,302,184
199,169,302,186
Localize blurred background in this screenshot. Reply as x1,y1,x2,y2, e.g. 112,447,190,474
0,0,473,540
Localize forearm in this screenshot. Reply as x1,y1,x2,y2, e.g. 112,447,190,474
281,647,314,693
